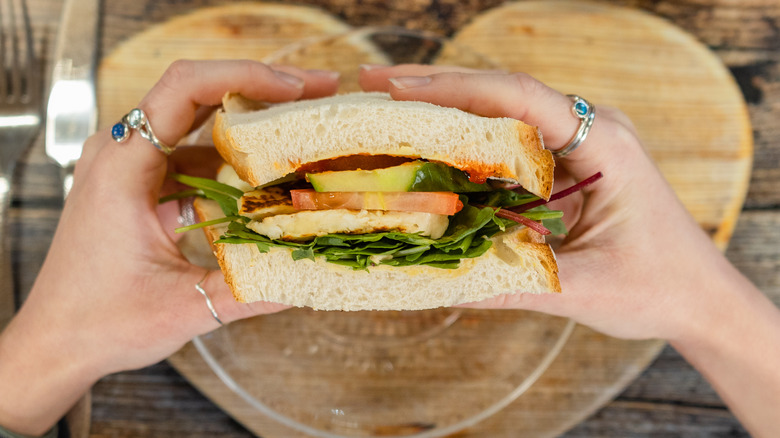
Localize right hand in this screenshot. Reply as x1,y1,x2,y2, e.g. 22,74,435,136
360,65,740,341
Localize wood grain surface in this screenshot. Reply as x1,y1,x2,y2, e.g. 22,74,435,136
10,0,780,436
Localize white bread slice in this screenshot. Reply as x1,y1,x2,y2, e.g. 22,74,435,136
194,198,561,311
213,92,554,199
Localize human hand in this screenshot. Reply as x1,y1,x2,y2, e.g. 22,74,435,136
359,65,735,341
0,60,339,435
361,64,780,438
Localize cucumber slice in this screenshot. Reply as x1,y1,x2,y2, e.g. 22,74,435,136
307,161,492,193
308,161,423,192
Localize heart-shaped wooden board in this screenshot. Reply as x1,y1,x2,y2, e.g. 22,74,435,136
97,2,751,437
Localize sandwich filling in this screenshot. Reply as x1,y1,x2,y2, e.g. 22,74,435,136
169,156,570,270
236,179,451,240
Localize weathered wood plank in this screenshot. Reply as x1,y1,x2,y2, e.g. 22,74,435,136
726,210,780,304
618,346,726,407
89,363,250,437
87,347,751,438
740,62,780,209
563,399,749,437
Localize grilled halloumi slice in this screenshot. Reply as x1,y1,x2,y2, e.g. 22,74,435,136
247,209,450,241
239,187,297,221
222,164,450,241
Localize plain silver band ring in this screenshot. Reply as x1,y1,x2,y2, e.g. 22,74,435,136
195,272,224,326
111,108,175,155
553,95,596,157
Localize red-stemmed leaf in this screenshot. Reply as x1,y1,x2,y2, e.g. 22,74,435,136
511,172,603,213
474,204,551,235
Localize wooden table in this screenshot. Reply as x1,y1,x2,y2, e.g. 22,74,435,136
14,0,779,436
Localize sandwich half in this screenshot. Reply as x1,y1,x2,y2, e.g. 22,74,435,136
185,92,561,311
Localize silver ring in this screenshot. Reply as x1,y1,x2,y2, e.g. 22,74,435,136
553,95,596,157
195,271,224,326
111,108,174,155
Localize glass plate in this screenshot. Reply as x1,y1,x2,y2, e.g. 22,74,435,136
187,27,574,438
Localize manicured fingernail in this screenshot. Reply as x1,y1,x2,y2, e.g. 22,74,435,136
274,70,305,89
360,64,388,72
389,76,432,89
306,69,341,80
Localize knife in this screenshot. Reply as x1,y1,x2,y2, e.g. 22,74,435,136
45,0,101,198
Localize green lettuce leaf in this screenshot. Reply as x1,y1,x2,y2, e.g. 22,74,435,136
165,171,567,269
167,173,243,216
410,162,491,192
213,202,501,270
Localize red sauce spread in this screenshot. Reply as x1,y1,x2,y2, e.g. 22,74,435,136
296,154,504,183
455,162,506,184
297,154,414,173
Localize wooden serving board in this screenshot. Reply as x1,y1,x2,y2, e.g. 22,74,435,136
96,2,752,437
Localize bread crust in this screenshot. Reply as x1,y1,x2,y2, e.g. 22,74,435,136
194,198,561,310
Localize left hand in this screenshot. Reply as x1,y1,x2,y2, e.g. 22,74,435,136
0,60,339,436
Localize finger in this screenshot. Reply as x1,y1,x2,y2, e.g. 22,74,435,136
140,62,339,148
192,269,291,331
381,71,624,182
457,289,566,315
140,60,307,147
78,61,339,202
166,146,225,180
271,65,341,99
456,252,587,317
359,63,505,92
457,232,643,315
188,105,219,137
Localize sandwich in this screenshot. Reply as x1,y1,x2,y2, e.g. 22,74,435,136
174,92,568,311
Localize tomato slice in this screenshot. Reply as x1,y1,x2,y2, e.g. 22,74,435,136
291,190,463,216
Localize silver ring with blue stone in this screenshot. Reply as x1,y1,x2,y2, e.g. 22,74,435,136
553,95,596,157
111,108,174,155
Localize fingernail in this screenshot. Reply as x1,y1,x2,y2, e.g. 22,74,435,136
274,70,305,89
388,76,432,89
360,64,388,72
306,69,341,80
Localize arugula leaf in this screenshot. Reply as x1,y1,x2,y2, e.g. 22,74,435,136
521,209,564,221
175,215,240,233
433,203,495,250
410,162,491,192
479,188,539,208
291,247,316,261
169,173,245,199
168,173,244,216
523,206,568,235
543,217,568,236
159,189,202,204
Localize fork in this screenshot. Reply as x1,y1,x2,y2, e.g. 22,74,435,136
0,0,42,327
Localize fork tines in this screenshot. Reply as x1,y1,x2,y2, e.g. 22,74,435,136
0,0,36,105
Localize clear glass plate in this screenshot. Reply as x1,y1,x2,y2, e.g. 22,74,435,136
187,27,575,438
